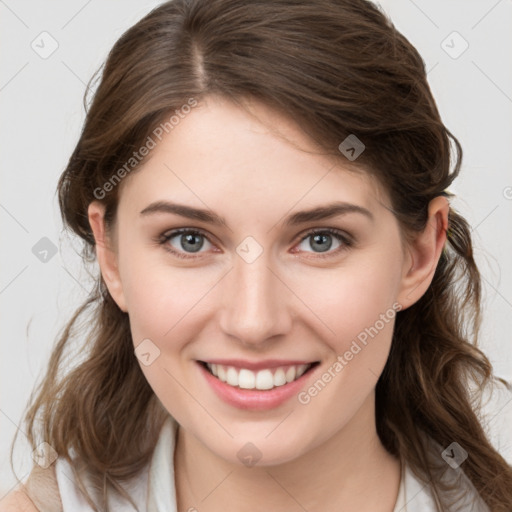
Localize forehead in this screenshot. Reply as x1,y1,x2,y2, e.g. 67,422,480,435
117,96,389,219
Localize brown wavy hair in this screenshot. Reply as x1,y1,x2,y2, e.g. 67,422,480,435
11,0,512,510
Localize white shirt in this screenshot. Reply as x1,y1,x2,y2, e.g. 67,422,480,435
55,380,511,511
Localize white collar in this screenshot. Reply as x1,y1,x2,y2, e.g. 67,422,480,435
56,415,489,511
147,415,178,511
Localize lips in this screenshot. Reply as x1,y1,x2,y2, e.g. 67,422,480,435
197,359,320,410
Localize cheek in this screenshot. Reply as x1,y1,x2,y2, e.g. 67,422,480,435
118,256,216,424
292,251,403,351
117,234,213,341
296,249,403,417
123,268,212,345
289,247,403,422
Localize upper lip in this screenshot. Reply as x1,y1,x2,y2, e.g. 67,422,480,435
198,359,319,371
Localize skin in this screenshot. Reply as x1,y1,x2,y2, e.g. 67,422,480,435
88,95,448,512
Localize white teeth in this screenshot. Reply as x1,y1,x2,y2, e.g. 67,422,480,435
273,368,287,386
226,367,238,386
296,364,308,378
217,365,227,382
255,369,274,390
238,369,256,389
205,362,313,390
285,366,296,383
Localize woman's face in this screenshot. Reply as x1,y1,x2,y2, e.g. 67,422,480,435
92,95,419,465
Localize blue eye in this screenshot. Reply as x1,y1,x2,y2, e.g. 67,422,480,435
295,229,352,258
157,227,352,260
160,229,213,258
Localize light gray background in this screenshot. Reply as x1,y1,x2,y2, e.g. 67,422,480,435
1,0,511,495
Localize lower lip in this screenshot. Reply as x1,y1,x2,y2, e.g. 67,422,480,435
197,362,317,411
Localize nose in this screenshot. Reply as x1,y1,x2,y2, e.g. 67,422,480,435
218,252,292,348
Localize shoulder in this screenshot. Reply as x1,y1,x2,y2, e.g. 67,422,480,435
0,489,38,512
0,462,63,512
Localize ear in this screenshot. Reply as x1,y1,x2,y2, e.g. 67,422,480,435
397,196,449,310
88,201,128,312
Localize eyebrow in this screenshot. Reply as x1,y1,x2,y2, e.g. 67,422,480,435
139,200,374,227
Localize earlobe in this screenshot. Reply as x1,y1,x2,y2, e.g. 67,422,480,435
87,201,128,312
397,196,449,310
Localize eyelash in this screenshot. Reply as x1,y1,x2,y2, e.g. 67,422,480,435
156,227,354,260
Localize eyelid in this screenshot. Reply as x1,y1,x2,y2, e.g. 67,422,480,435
159,226,211,242
295,226,353,244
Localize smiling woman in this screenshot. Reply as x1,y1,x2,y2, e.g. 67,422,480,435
3,0,512,511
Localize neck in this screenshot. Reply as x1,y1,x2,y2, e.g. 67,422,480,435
174,391,401,512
